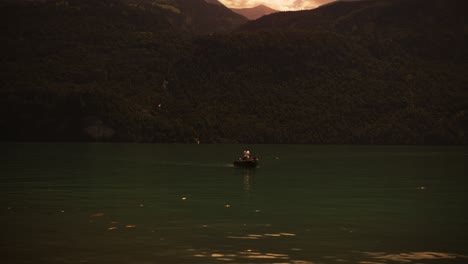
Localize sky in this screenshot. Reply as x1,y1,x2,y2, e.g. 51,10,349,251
218,0,336,11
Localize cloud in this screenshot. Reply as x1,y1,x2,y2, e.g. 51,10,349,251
218,0,335,10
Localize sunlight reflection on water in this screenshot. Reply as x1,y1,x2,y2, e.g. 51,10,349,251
188,249,468,263
191,248,313,263
362,251,468,263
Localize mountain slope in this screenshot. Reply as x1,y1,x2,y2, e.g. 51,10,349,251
171,0,248,33
1,0,247,35
231,4,278,20
242,0,467,33
240,0,468,61
1,0,467,143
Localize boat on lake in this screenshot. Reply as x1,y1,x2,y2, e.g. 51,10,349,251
234,148,258,167
233,157,258,168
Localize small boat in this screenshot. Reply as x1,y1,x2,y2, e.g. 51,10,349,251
233,157,258,168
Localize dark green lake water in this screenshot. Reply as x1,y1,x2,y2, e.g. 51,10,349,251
1,144,467,264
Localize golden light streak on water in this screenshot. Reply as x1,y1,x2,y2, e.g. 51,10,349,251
363,252,468,262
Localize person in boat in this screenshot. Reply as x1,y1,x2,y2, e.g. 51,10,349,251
242,148,251,160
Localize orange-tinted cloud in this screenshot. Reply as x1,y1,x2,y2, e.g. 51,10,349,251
218,0,335,10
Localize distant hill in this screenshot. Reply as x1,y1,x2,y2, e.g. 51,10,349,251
204,0,224,5
231,4,278,20
1,0,467,144
170,0,247,33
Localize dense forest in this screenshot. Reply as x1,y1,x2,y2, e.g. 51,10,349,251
1,0,467,144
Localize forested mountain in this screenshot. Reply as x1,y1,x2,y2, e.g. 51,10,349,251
1,0,247,34
242,0,467,61
231,4,278,20
1,0,467,144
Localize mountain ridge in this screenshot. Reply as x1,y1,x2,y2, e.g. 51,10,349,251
231,4,278,20
1,0,247,34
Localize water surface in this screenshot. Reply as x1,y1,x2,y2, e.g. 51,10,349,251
1,144,467,263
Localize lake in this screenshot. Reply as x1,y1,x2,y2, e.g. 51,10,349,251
1,144,467,264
